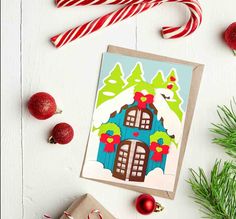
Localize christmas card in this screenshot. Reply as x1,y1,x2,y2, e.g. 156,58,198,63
82,46,204,199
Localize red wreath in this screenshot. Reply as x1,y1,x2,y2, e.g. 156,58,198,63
100,133,121,153
134,92,154,109
150,142,169,162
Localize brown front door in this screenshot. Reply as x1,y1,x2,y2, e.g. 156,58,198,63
113,140,149,182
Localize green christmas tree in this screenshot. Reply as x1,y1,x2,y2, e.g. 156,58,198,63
134,81,155,95
124,63,144,89
97,64,125,107
151,71,165,88
163,70,183,121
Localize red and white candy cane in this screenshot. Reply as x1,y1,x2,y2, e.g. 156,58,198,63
44,214,52,219
63,211,74,219
56,0,159,7
88,209,103,219
51,0,202,48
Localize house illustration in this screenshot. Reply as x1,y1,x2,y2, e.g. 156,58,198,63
96,90,174,182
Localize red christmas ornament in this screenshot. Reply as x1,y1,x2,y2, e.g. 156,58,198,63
135,194,164,215
28,92,61,120
224,22,236,55
49,123,74,145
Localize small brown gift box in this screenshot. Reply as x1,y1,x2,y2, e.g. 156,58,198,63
60,194,116,219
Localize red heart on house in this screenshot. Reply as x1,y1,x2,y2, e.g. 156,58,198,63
170,76,176,82
167,84,173,89
133,132,139,137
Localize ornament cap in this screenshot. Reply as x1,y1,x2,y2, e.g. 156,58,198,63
154,202,164,212
48,136,57,144
55,108,62,114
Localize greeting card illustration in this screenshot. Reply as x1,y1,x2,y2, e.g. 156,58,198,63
82,52,193,192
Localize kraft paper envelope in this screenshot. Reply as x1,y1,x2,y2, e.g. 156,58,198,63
81,45,204,200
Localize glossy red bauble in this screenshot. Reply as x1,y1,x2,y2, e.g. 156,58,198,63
135,194,156,215
28,92,61,120
224,22,236,54
49,123,74,145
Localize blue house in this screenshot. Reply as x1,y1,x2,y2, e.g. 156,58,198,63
97,92,172,182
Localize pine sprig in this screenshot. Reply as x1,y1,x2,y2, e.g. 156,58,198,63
188,160,236,219
210,99,236,158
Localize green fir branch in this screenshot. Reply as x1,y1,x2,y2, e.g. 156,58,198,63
188,160,236,219
210,99,236,158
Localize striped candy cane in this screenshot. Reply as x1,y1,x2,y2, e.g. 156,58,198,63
44,214,52,219
51,0,202,48
56,0,159,7
88,209,103,219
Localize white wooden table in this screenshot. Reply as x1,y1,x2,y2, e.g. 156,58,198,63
2,0,236,218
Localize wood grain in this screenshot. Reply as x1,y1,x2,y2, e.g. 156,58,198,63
1,0,23,218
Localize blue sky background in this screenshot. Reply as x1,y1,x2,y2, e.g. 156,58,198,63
98,52,193,111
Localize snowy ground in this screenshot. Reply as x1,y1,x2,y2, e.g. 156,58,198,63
82,160,176,192
82,130,182,192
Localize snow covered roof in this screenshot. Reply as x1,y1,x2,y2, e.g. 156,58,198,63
93,86,183,144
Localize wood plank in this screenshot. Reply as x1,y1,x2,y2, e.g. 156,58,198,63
1,0,23,218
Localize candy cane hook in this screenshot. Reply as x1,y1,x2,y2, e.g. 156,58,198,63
51,0,202,48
